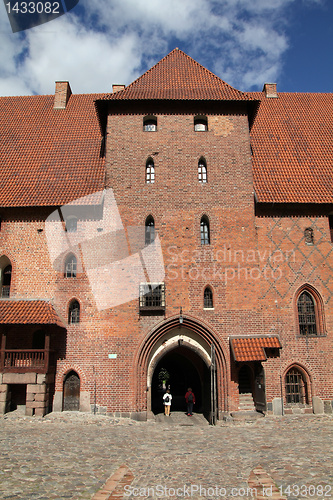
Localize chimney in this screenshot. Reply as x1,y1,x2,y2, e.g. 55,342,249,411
112,84,125,93
263,83,278,98
54,81,72,109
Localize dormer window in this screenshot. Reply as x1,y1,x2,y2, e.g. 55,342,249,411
143,116,157,132
194,115,208,132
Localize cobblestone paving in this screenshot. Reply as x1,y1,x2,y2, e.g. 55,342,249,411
0,410,332,500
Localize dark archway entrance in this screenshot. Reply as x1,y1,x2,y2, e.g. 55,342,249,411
63,371,80,411
151,346,211,419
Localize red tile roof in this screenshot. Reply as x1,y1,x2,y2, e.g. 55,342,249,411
250,92,333,204
0,300,65,327
103,48,254,102
0,93,105,207
230,336,281,362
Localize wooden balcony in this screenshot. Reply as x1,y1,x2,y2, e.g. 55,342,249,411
0,349,55,374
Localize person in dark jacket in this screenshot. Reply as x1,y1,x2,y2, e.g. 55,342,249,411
185,387,195,416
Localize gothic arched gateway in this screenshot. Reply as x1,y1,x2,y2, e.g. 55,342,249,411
134,315,228,423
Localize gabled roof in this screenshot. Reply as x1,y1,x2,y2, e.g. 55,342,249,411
250,91,333,204
102,48,254,102
0,93,105,208
0,300,65,328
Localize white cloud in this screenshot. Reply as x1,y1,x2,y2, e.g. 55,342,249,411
0,0,327,95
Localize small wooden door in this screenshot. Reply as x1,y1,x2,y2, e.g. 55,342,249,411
63,371,80,411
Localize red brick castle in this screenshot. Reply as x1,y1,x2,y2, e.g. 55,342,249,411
0,49,332,420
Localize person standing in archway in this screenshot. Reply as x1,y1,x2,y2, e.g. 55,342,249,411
163,389,172,416
185,387,195,416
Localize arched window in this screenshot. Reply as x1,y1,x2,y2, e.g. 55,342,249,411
143,115,157,132
146,158,155,184
198,158,207,183
285,367,308,405
68,300,80,324
145,216,155,246
65,253,77,278
0,257,12,298
2,265,12,298
194,115,208,131
66,216,77,233
200,216,210,245
297,291,317,336
204,287,213,308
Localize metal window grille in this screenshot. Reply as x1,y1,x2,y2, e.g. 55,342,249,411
65,255,77,278
285,369,307,404
297,291,317,335
146,162,155,184
69,301,80,324
143,119,157,132
139,283,165,309
200,218,210,245
204,287,213,308
198,161,207,183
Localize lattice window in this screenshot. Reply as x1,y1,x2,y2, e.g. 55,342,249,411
65,254,77,278
1,264,11,297
139,283,165,309
285,368,307,404
297,291,317,336
200,216,210,245
198,159,207,183
145,216,155,246
68,300,80,324
204,287,213,308
146,159,155,184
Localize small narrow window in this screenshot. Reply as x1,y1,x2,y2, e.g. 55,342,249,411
143,116,157,132
304,227,314,245
198,158,207,183
65,254,77,278
297,291,317,336
285,368,308,405
204,287,213,308
145,216,155,246
146,159,155,184
194,115,208,131
68,300,80,324
329,215,333,243
66,216,77,233
200,216,210,245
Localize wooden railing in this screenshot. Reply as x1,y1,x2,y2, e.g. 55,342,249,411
0,349,54,373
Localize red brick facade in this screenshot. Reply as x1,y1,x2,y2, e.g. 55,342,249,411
0,49,332,419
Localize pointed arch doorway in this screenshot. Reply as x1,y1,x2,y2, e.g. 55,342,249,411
136,315,227,424
151,345,211,418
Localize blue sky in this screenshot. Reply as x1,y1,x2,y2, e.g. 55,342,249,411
0,0,332,96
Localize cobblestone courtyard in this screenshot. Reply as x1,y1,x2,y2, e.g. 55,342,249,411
0,411,332,499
